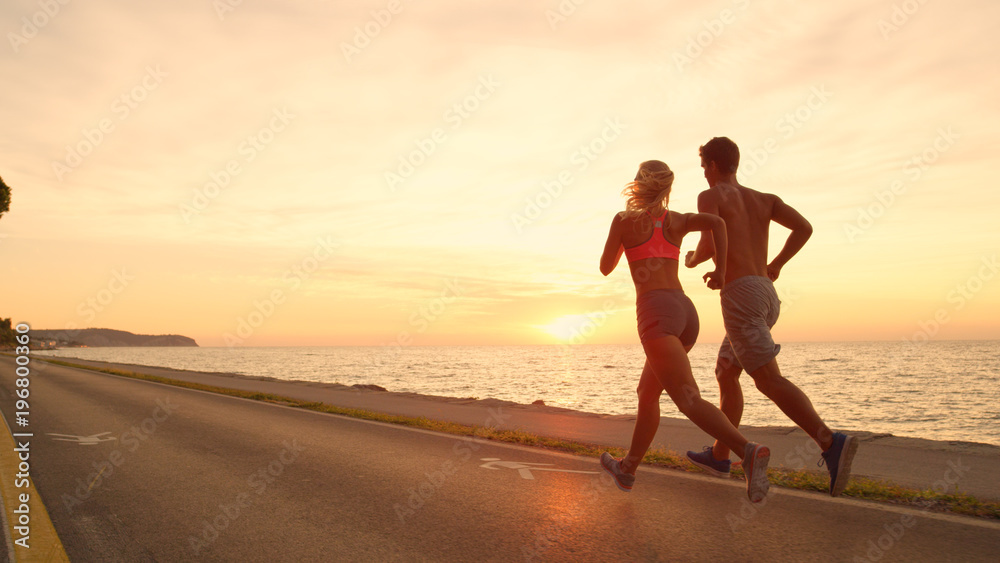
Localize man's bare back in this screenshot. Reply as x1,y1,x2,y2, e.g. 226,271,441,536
690,182,812,285
697,184,773,283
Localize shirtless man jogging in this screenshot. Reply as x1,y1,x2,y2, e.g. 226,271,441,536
684,137,857,496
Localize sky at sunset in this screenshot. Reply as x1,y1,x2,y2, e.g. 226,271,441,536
2,0,999,347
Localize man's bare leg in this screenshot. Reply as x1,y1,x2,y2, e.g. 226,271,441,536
749,358,834,450
711,360,744,460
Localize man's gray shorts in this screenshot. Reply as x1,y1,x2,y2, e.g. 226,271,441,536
718,275,781,373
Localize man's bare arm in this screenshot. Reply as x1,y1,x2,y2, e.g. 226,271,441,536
767,196,813,281
685,190,719,268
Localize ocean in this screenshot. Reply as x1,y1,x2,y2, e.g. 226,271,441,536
35,340,1000,447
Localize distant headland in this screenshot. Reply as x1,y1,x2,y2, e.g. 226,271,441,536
31,328,198,348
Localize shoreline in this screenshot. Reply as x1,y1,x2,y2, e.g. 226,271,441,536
32,355,1000,505
32,351,1000,451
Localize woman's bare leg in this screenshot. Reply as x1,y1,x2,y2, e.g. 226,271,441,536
622,360,663,474
642,335,750,460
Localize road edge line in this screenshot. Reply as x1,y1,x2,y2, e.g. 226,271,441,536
0,406,70,562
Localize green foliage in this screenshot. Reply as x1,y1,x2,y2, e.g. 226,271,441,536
0,318,14,347
0,176,10,220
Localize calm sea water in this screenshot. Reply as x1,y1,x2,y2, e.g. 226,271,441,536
36,341,1000,446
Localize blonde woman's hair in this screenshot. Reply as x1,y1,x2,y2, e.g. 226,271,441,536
622,160,674,217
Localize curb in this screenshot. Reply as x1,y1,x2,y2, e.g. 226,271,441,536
0,409,69,561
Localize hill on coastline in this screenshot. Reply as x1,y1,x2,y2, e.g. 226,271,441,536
33,328,198,348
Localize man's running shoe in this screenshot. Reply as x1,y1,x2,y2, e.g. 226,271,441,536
743,442,770,503
686,446,732,478
600,452,635,492
820,432,858,497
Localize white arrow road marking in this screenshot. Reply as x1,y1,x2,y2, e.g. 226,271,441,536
479,458,599,480
48,432,116,445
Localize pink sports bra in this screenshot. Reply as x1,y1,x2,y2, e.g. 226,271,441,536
623,210,681,263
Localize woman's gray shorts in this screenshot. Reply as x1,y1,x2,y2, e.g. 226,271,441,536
636,289,700,348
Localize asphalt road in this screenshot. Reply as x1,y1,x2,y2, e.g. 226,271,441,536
0,356,998,562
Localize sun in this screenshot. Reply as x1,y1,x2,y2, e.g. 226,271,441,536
537,314,596,342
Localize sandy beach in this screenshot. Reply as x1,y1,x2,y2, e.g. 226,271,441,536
39,356,1000,502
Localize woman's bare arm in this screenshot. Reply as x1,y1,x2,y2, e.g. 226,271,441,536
685,190,719,268
600,213,625,276
684,212,728,289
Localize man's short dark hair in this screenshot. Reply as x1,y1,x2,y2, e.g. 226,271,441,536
699,137,740,173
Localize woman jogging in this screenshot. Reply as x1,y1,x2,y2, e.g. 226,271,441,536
598,159,770,503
